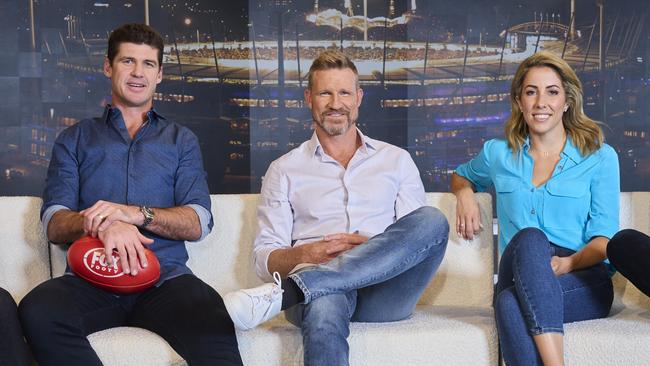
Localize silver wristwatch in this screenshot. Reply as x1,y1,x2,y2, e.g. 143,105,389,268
140,206,154,227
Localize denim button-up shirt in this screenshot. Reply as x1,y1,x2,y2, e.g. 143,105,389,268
456,138,619,254
41,106,213,283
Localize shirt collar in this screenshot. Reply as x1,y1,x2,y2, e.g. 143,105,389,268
307,127,377,157
561,137,583,163
101,104,165,126
522,135,583,163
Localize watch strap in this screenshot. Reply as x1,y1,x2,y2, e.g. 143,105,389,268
140,206,154,227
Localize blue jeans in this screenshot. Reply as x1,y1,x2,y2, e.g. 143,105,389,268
285,206,449,366
495,228,613,366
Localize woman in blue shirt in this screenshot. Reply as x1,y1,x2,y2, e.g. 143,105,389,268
451,51,619,365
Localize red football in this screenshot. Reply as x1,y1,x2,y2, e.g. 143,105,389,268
67,235,161,294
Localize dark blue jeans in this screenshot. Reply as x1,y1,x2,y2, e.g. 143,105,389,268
286,206,449,366
495,228,613,366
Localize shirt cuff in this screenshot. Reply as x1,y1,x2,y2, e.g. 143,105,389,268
187,204,211,241
41,204,70,241
254,245,283,282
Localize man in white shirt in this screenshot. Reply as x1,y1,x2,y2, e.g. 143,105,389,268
224,50,449,366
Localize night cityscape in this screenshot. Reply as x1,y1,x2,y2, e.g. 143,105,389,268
0,0,647,195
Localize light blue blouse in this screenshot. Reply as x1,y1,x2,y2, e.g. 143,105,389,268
456,138,620,254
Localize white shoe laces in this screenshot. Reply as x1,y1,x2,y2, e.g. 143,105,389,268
249,272,283,319
272,271,282,287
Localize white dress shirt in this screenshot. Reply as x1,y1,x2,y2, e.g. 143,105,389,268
253,128,426,281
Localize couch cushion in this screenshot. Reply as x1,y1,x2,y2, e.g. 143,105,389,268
562,192,650,365
421,193,494,307
88,327,186,366
186,194,262,293
0,196,50,302
87,305,498,366
565,307,650,365
239,306,497,366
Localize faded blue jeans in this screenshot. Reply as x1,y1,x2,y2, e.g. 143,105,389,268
495,228,613,366
285,206,449,366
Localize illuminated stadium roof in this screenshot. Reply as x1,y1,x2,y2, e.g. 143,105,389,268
306,8,414,31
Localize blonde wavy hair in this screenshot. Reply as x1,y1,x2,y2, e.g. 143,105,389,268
307,49,359,90
504,51,603,156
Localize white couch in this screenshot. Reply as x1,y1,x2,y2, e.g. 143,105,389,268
1,192,648,365
563,192,650,365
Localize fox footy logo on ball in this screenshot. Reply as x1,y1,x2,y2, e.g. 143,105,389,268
83,248,123,278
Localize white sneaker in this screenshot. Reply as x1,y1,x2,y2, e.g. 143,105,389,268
224,272,284,330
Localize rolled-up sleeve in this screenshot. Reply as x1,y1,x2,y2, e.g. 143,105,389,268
455,139,496,192
41,127,81,238
395,151,426,219
175,129,213,236
41,204,69,239
186,204,211,241
585,145,620,241
253,161,293,282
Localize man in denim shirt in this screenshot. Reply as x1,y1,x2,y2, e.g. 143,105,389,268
18,24,242,366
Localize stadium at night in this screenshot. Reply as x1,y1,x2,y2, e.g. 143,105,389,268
4,0,648,194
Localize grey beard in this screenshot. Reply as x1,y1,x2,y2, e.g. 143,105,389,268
317,115,356,136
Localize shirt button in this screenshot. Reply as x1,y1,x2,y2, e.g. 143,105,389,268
531,209,536,215
558,166,563,170
530,188,534,192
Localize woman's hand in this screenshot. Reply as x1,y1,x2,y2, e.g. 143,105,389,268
455,189,484,240
550,255,574,276
451,173,484,240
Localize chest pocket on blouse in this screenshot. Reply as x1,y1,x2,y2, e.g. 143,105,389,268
494,175,522,221
494,175,519,193
543,181,590,229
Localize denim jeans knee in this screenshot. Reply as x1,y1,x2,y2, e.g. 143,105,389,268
289,205,449,304
499,228,562,335
403,206,449,249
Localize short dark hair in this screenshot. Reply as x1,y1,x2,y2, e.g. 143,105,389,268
107,23,164,67
307,50,359,90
